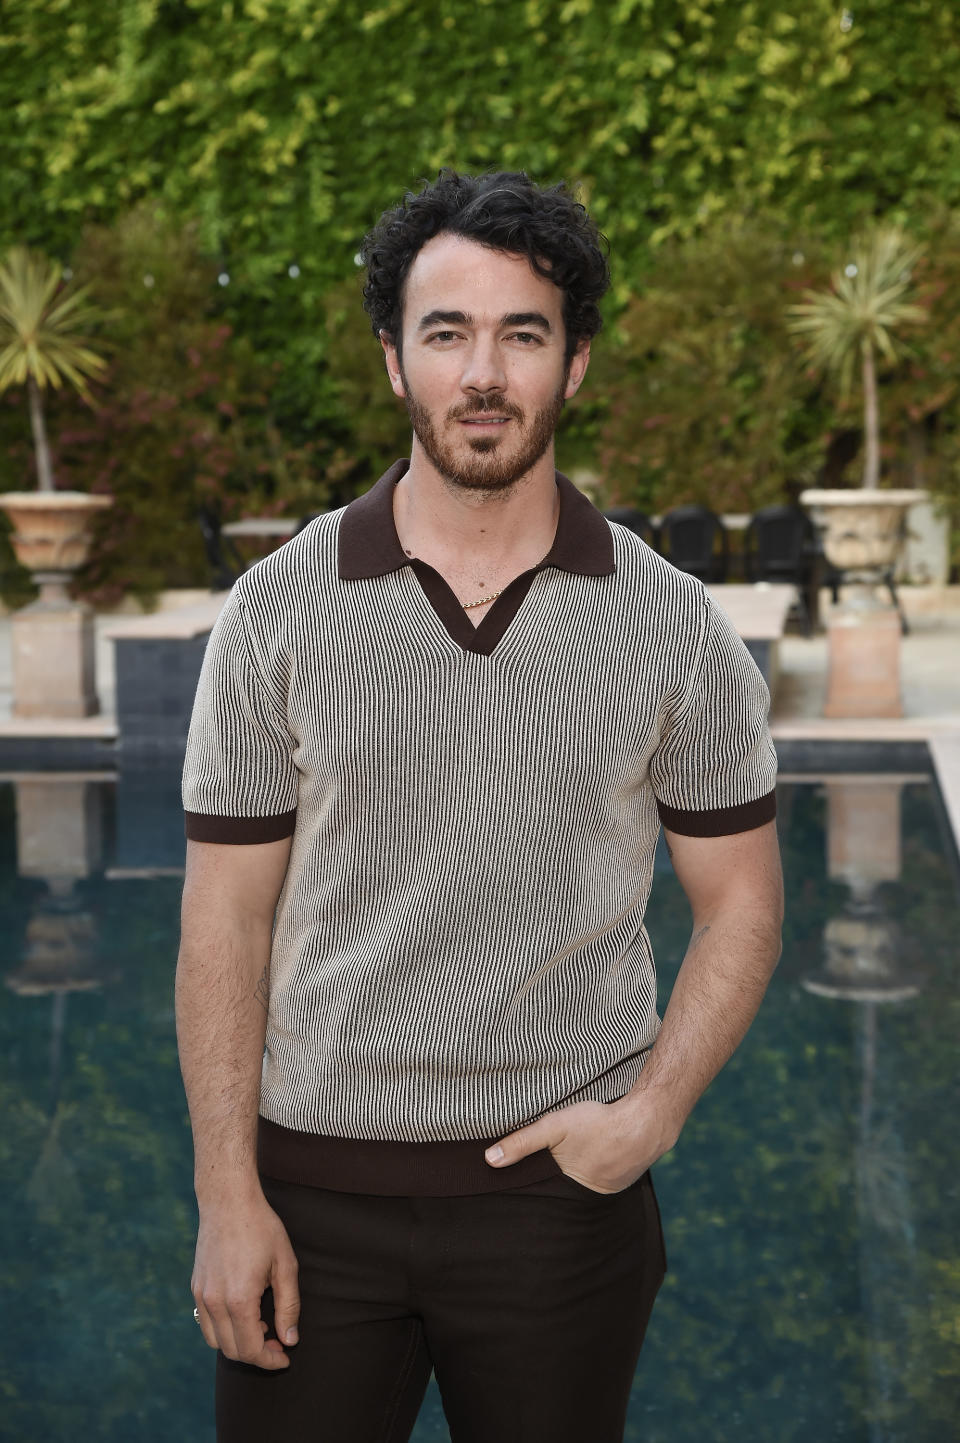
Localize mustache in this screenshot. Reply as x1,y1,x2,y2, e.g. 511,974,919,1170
448,398,524,422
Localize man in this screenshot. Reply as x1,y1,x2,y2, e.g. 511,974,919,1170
177,169,783,1443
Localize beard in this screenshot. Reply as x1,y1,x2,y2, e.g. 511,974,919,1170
401,371,568,494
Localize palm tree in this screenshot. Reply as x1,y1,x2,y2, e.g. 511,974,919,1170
788,227,926,488
0,246,108,492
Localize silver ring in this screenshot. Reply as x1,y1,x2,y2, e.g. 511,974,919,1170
193,1307,201,1324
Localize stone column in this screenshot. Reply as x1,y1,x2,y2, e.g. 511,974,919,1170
11,581,99,719
824,606,902,718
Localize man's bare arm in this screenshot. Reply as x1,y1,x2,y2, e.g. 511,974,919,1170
176,835,299,1368
485,819,783,1191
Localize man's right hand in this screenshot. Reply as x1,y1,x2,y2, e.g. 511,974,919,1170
191,1191,300,1370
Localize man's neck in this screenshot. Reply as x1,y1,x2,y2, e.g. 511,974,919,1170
392,444,560,575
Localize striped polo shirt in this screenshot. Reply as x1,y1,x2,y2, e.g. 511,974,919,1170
182,461,777,1194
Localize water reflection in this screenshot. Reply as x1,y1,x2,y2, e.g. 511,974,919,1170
7,773,108,999
0,767,956,1443
798,778,931,1443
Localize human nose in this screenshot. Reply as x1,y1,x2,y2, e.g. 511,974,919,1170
459,337,506,395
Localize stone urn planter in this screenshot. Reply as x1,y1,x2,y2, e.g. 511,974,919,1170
799,488,927,595
0,491,113,582
799,489,926,720
0,491,114,719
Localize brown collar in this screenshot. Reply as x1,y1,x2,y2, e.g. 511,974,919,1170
338,459,615,580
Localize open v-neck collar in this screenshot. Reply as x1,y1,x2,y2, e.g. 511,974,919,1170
337,460,615,656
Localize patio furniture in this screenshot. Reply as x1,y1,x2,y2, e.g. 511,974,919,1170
743,505,820,635
197,504,246,590
603,507,658,548
657,505,729,583
198,511,307,590
820,556,910,635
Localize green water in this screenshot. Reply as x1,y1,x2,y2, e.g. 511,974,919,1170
0,774,957,1441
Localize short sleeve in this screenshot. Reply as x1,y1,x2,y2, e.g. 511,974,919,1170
182,586,299,844
648,592,777,837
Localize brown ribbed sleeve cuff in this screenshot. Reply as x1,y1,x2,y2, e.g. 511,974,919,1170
184,809,298,844
656,790,777,838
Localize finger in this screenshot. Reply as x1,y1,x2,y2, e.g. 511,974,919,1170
201,1297,242,1363
485,1118,557,1168
271,1257,301,1348
229,1297,291,1370
193,1299,219,1353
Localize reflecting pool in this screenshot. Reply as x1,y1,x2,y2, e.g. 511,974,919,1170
0,768,957,1442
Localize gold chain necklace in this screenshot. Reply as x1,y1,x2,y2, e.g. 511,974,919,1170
461,589,503,611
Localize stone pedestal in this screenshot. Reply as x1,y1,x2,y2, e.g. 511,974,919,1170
11,597,98,719
824,606,902,719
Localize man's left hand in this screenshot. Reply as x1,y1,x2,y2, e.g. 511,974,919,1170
484,1094,680,1195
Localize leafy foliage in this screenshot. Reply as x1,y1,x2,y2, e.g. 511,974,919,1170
0,247,107,400
5,0,960,443
788,228,927,398
0,246,110,493
584,220,834,513
3,2,960,582
0,207,333,607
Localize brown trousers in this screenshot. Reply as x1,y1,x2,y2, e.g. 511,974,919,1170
216,1167,667,1443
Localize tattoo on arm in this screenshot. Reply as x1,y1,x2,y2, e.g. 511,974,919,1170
253,964,270,1013
690,924,711,949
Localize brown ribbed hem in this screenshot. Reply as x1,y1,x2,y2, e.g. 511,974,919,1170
257,1116,563,1197
656,790,777,838
184,809,297,844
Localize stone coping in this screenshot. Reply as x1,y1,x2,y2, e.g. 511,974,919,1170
102,592,230,641
0,769,117,782
706,583,794,640
0,716,118,739
770,716,960,740
929,735,960,864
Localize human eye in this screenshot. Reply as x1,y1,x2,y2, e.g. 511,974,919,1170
509,331,543,346
426,330,461,344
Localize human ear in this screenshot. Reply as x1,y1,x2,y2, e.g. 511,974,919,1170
564,340,591,399
379,330,406,398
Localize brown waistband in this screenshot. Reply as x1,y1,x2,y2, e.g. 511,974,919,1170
257,1116,563,1197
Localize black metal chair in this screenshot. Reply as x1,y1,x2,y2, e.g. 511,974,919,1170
657,505,729,583
743,504,820,635
198,508,326,590
197,504,246,591
603,507,658,548
819,555,910,635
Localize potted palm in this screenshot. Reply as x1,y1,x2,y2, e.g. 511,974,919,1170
0,247,113,717
789,226,928,597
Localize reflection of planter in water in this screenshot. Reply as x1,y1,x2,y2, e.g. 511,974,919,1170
802,778,926,1003
5,881,101,996
802,879,922,1004
0,492,113,719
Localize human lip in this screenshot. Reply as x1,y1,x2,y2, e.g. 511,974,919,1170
458,415,511,426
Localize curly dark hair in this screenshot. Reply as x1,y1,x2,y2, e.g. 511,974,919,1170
361,169,610,364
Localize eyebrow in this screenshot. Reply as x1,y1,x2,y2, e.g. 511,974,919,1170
416,309,553,333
